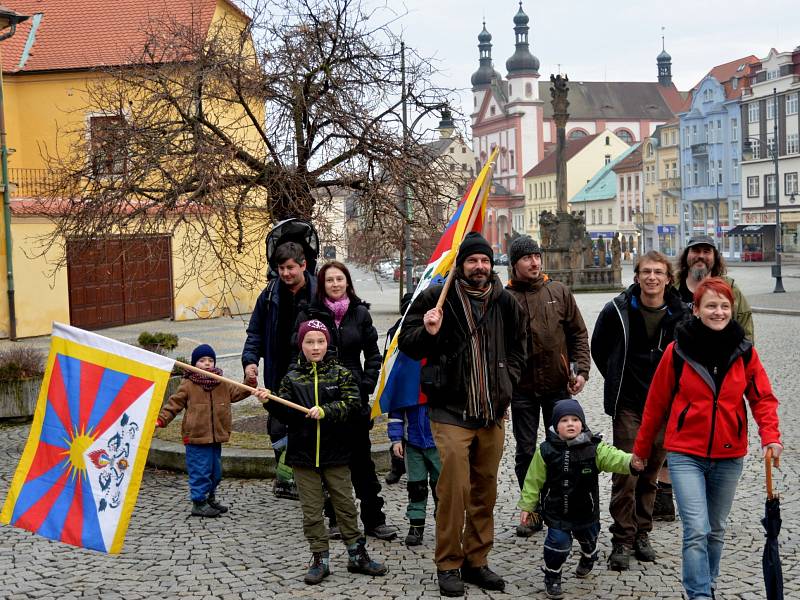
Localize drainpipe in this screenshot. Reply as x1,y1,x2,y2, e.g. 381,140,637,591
0,51,17,340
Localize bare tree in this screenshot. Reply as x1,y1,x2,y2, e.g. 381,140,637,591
33,0,462,294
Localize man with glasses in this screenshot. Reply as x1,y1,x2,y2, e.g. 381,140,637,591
591,251,689,571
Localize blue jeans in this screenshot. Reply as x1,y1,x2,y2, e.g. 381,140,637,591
185,443,222,502
543,522,600,572
668,452,743,600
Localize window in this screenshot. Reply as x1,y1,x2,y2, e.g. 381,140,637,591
615,129,634,144
692,125,698,143
732,158,739,183
568,129,588,140
786,172,798,195
604,154,611,165
717,120,722,142
787,133,799,155
608,208,613,223
767,134,776,157
671,131,677,146
598,210,603,224
766,69,778,80
766,99,775,121
704,123,709,142
89,115,127,176
620,206,625,221
684,127,690,146
731,118,738,142
787,93,799,116
766,174,776,204
732,77,738,90
748,102,759,122
490,106,496,116
747,176,759,198
750,139,761,160
509,150,515,167
525,82,533,98
693,162,699,186
590,209,596,224
449,147,455,154
718,160,723,184
707,163,713,186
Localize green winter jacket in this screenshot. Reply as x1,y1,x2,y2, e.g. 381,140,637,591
518,432,632,516
269,355,360,468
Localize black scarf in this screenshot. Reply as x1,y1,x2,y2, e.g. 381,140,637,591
676,317,744,385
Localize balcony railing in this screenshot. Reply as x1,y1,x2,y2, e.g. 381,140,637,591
6,168,53,197
691,143,709,157
659,177,681,190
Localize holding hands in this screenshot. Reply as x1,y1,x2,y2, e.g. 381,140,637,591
630,454,646,473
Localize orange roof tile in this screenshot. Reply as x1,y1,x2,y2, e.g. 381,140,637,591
2,0,247,73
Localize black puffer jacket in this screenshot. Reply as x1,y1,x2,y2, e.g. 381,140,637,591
398,274,527,425
591,284,689,418
269,356,360,468
293,299,381,408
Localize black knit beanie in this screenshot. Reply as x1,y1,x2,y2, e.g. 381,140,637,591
551,398,587,430
456,232,493,267
191,344,216,366
509,235,541,267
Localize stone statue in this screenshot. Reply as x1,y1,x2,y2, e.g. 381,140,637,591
597,235,607,267
539,210,558,248
583,233,595,267
569,232,583,270
611,232,622,270
549,74,570,128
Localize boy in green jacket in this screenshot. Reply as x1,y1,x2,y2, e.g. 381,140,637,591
518,399,643,599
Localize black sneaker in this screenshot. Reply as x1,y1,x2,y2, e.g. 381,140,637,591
543,568,563,599
405,523,424,546
608,543,631,571
365,523,398,541
207,495,228,514
437,569,464,597
304,551,330,585
575,555,595,578
634,533,656,562
346,538,387,576
653,486,676,521
191,500,221,518
461,565,505,591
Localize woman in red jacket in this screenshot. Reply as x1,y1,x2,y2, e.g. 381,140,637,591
633,277,782,600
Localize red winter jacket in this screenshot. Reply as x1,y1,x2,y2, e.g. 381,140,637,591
634,340,781,461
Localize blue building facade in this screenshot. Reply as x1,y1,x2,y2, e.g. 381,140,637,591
679,76,744,257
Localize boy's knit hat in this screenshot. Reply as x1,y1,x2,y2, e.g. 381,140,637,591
297,319,331,348
551,398,586,430
456,232,493,267
191,344,216,366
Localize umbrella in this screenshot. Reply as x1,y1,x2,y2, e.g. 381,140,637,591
762,448,783,600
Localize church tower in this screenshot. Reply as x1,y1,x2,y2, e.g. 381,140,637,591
470,22,500,123
657,36,672,86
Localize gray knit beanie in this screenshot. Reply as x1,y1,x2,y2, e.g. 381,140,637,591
509,235,541,267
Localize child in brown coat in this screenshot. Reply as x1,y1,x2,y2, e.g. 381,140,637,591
157,344,250,517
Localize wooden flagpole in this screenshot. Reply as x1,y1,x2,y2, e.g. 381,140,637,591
434,155,498,311
175,361,310,414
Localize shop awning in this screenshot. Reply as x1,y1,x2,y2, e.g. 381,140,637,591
727,224,776,235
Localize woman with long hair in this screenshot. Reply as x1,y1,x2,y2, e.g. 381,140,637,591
293,261,397,540
633,277,782,600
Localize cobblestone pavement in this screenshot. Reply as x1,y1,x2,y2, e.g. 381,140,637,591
1,265,798,599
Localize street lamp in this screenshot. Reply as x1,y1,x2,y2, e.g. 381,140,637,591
741,89,785,293
0,6,31,341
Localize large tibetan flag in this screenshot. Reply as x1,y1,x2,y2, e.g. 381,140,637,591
1,323,174,553
371,147,499,418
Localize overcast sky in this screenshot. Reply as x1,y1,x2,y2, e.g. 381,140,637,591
388,0,800,134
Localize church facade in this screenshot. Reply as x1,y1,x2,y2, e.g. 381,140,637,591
470,3,689,252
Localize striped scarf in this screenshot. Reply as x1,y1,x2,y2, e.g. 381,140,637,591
185,366,223,391
455,279,493,422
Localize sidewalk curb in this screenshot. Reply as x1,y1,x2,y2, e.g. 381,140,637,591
751,307,800,316
147,438,392,478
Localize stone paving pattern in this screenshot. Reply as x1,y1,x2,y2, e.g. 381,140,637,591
1,265,798,599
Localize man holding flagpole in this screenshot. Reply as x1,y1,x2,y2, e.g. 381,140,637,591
399,232,527,597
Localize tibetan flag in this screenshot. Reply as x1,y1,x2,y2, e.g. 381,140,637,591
371,147,499,418
1,323,174,553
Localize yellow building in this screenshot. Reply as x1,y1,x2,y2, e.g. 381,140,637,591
0,0,265,338
650,119,682,256
523,131,630,240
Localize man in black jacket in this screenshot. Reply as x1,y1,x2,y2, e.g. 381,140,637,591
591,250,689,571
399,232,527,597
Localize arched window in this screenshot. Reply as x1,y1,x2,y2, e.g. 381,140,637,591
525,83,533,98
568,128,589,140
615,128,635,144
